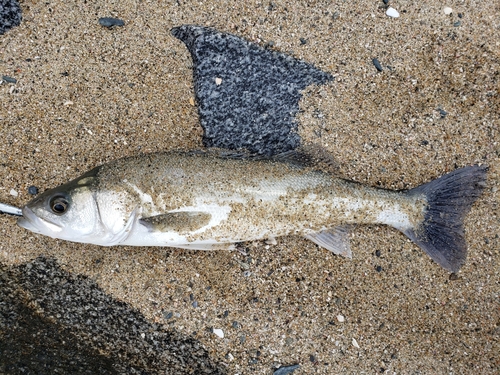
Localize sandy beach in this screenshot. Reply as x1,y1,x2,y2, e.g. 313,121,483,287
1,0,498,373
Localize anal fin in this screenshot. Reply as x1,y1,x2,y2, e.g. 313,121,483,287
305,225,352,258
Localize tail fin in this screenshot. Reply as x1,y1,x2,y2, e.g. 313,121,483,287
404,165,487,272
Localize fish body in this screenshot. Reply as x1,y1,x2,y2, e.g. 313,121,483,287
18,151,487,272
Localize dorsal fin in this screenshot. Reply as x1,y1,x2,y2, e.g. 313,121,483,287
194,144,338,174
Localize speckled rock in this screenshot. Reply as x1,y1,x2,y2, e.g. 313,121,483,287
0,257,226,374
0,0,21,35
171,25,333,155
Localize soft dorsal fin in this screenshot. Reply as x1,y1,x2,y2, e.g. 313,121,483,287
305,225,352,258
198,143,338,174
140,211,211,234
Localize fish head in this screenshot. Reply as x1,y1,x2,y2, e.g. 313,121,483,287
17,168,103,243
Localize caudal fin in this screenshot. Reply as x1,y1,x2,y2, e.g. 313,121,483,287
404,165,487,272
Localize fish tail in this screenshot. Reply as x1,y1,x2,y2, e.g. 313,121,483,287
403,165,487,272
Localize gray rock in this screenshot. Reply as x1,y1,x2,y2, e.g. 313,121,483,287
0,257,226,374
273,364,300,375
98,17,125,27
28,185,39,195
0,0,22,35
372,58,383,72
2,75,17,83
171,25,333,155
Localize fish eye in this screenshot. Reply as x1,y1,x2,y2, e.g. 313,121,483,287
49,196,69,214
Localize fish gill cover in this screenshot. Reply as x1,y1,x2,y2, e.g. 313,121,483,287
171,25,334,156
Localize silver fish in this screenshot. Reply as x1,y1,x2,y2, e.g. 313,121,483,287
17,151,487,272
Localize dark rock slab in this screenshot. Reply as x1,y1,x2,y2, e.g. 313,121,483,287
0,257,226,375
171,25,333,155
0,0,22,35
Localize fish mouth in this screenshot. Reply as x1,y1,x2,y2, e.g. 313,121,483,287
17,206,62,234
17,207,40,233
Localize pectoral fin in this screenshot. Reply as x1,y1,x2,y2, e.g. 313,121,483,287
305,225,352,258
140,211,211,234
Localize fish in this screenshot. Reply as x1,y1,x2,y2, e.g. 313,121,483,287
17,150,487,272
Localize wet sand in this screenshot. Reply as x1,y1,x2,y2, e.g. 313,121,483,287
1,1,499,373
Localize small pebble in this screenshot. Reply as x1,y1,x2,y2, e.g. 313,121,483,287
383,0,389,4
439,108,448,118
163,311,173,320
28,186,39,195
225,352,234,361
372,58,383,72
215,77,222,85
192,301,198,308
212,328,224,338
443,7,453,15
453,21,461,27
9,189,18,197
386,7,400,18
337,314,345,323
98,17,125,27
375,265,383,272
352,338,360,348
239,261,250,270
375,249,381,257
458,13,463,18
299,37,307,45
273,364,300,375
2,76,17,84
239,335,246,344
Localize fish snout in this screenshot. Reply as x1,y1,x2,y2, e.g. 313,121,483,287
17,206,41,233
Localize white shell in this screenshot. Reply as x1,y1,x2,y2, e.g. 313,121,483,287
213,328,224,338
352,338,360,348
386,7,400,18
